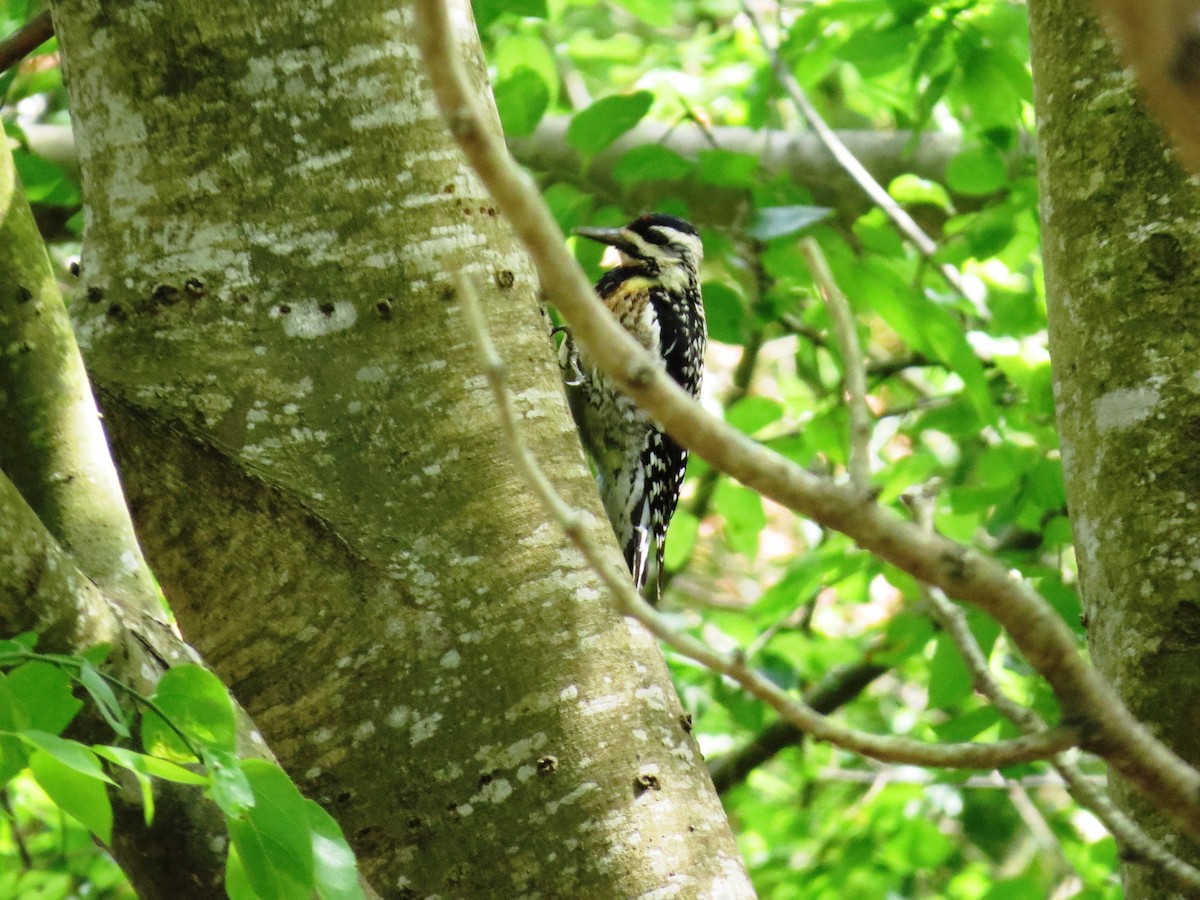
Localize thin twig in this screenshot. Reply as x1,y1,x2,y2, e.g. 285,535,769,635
455,269,1074,771
741,2,980,312
709,658,888,794
0,11,52,74
800,238,871,488
902,483,1200,895
414,0,1200,844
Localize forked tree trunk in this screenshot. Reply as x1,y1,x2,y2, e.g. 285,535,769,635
48,0,754,894
1030,2,1200,895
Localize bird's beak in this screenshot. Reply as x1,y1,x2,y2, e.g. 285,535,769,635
574,226,636,256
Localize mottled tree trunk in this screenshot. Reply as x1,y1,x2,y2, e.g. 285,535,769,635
1030,1,1200,895
48,0,752,895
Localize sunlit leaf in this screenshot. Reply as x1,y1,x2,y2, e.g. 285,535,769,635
747,205,831,241
226,760,316,900
567,92,654,154
140,665,236,761
78,662,130,738
306,799,365,900
8,662,83,736
29,748,113,844
494,67,549,138
204,747,255,816
612,144,693,186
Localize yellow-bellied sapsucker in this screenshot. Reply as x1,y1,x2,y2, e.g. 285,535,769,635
558,214,706,603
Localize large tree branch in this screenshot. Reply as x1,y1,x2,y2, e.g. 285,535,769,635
0,128,159,612
414,0,1200,847
21,117,1031,228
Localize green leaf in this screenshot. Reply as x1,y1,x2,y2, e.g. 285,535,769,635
12,149,80,206
93,745,208,786
726,396,784,436
933,705,1001,742
889,174,953,211
713,482,766,559
747,205,830,241
93,746,158,826
226,760,316,900
494,67,549,138
983,877,1047,900
927,633,973,710
204,747,255,816
494,33,557,105
612,144,693,187
566,92,654,154
141,664,236,760
83,643,114,666
13,632,37,651
473,0,547,29
8,661,83,735
702,281,745,345
661,511,699,571
78,662,130,738
29,748,113,844
19,731,115,784
305,799,365,900
611,0,672,26
0,675,28,783
695,149,759,188
946,145,1007,196
225,844,259,900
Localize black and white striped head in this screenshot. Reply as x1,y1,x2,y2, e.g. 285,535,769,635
576,214,703,290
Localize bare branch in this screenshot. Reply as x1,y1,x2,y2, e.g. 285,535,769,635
455,269,1075,770
709,659,888,794
800,238,872,488
741,3,979,309
903,483,1200,895
0,10,52,74
413,0,1200,845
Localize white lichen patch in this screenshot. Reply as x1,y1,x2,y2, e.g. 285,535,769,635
352,720,376,744
472,778,513,805
635,685,669,711
386,706,410,728
440,649,461,668
1094,386,1159,433
355,365,387,383
579,693,623,717
278,300,357,339
410,711,443,745
544,782,599,816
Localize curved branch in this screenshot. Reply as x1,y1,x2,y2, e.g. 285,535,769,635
742,2,977,308
414,0,1200,846
0,10,52,74
455,268,1076,771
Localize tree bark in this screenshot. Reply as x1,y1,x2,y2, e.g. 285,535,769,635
1030,1,1200,894
49,0,753,894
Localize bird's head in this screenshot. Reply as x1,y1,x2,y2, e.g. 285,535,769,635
575,214,703,290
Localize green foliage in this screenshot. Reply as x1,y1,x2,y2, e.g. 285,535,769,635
4,0,1115,894
470,0,1107,896
0,637,364,900
566,91,654,154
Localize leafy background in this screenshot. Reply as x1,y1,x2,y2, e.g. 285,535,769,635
0,0,1115,897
